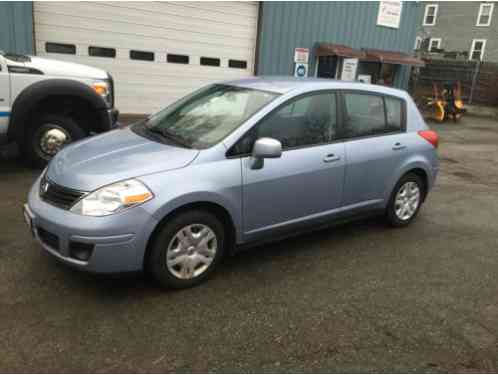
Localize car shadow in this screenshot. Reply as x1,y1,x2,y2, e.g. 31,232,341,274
45,215,391,299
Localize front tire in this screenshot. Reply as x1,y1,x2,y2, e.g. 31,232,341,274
148,210,226,289
386,173,424,227
24,114,87,168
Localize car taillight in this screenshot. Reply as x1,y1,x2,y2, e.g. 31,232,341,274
418,130,439,148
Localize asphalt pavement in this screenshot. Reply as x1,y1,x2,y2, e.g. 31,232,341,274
0,116,497,372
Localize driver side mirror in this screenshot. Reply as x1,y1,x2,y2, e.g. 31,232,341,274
250,137,282,169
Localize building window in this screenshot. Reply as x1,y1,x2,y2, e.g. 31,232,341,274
228,59,247,69
476,3,494,26
130,50,154,61
200,57,220,67
414,36,423,50
167,54,189,64
470,39,486,60
46,42,76,55
89,46,116,58
423,4,438,26
429,38,442,52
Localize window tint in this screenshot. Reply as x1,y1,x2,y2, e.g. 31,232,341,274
89,46,116,58
233,92,337,154
385,97,403,131
167,54,189,64
130,50,154,61
200,57,220,67
46,42,76,55
229,59,247,69
343,93,386,137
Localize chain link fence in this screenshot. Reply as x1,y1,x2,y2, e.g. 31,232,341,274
410,58,498,107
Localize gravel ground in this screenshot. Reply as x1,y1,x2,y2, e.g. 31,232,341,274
0,116,497,373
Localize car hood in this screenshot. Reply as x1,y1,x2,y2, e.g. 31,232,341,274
8,55,109,80
47,127,199,192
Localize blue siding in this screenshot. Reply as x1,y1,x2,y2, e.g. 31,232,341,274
257,1,422,89
0,2,34,54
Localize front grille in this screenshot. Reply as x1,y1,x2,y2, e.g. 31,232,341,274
37,227,60,251
40,176,86,210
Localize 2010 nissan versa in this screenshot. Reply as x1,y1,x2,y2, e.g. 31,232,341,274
24,77,439,289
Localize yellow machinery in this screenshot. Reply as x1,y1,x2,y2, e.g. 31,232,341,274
431,81,466,123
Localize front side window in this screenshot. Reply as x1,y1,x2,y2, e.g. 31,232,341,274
343,93,404,138
231,92,337,155
423,4,438,26
477,3,494,26
260,92,337,149
142,85,278,149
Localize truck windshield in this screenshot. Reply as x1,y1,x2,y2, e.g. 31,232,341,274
143,84,279,149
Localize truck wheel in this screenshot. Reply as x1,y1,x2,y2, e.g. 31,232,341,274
25,114,87,168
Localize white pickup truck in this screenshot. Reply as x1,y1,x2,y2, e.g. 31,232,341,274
0,51,119,167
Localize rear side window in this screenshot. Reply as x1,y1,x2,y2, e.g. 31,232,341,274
342,93,403,138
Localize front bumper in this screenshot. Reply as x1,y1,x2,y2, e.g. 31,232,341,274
26,176,158,273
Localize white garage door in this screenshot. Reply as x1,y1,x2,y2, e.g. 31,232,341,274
34,2,258,114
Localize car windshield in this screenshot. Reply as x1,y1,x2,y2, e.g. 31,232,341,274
143,84,279,149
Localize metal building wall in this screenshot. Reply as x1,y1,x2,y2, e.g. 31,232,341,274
0,2,34,54
257,1,422,89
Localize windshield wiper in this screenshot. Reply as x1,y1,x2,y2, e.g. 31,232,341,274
159,128,192,149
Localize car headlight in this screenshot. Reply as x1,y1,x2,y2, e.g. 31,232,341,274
70,179,153,216
92,80,112,106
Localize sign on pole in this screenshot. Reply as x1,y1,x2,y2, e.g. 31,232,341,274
294,63,308,78
294,48,309,64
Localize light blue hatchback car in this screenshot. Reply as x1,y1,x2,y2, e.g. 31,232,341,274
25,77,439,288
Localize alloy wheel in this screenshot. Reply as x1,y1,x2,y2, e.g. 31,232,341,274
394,181,421,221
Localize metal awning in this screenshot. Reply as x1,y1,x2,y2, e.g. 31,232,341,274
363,49,425,67
315,43,366,59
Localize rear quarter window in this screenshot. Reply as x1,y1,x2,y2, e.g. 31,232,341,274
385,96,403,131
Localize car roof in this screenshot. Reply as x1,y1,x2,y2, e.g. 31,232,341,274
224,76,409,99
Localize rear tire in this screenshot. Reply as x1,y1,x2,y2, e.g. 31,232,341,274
148,210,226,289
386,173,425,227
24,114,87,168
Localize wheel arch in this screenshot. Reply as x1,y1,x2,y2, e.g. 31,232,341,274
7,79,110,145
385,160,433,203
143,200,238,271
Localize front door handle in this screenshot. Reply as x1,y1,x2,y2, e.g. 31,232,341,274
392,142,407,151
323,153,341,163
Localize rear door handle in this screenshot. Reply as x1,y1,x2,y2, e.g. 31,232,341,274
392,142,407,151
323,153,341,163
